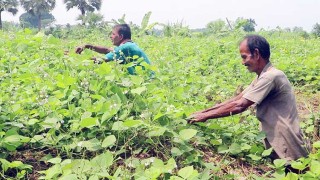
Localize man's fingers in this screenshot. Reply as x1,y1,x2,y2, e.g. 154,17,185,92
186,117,196,124
75,47,83,54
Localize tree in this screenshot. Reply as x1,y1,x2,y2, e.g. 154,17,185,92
20,12,55,29
206,19,228,34
243,19,256,32
76,12,103,27
0,0,19,29
311,23,320,37
235,17,257,32
20,0,56,31
292,26,309,39
64,0,102,24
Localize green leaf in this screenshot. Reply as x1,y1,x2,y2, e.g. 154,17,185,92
48,157,62,164
131,86,146,95
273,159,287,168
306,125,314,133
80,117,98,128
47,35,59,44
310,160,320,175
45,164,62,179
81,111,92,119
27,118,39,125
88,175,99,180
123,120,143,127
179,129,197,141
70,159,92,174
255,132,266,141
165,158,177,171
111,121,128,131
291,161,306,170
147,127,166,137
83,138,101,151
313,141,320,148
0,158,10,172
102,135,117,148
144,167,162,179
240,143,251,151
94,63,112,76
171,147,183,156
247,154,261,161
262,148,273,157
90,151,114,170
178,166,193,179
210,139,222,146
3,135,30,151
229,143,242,155
217,145,229,154
100,95,122,123
59,174,78,180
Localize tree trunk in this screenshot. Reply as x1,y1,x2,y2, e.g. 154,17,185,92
314,117,320,141
81,7,85,16
0,11,3,29
38,14,41,31
80,7,86,25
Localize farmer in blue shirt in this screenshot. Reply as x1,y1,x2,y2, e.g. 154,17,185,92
75,24,151,75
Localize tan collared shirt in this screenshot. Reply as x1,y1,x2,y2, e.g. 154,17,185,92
243,62,310,161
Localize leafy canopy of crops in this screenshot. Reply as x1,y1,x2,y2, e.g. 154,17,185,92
0,28,319,179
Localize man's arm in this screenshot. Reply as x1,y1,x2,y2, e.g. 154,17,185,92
188,97,254,124
199,92,244,113
75,44,113,54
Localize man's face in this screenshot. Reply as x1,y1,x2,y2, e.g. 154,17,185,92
110,28,123,46
239,40,259,73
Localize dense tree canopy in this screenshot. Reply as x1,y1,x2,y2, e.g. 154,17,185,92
64,0,102,16
0,0,19,29
312,23,320,37
19,12,55,29
20,0,56,31
64,0,102,24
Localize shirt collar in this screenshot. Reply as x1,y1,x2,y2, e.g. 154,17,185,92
259,62,273,77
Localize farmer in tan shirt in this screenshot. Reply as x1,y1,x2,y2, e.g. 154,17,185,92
188,35,310,172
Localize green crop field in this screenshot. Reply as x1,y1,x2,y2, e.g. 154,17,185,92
0,27,319,179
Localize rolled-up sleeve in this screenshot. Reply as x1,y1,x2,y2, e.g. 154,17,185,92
243,77,275,105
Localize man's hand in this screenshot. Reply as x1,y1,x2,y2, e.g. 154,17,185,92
187,112,208,124
75,46,85,54
91,57,104,64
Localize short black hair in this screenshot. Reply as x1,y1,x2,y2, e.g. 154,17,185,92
241,35,270,60
113,24,131,39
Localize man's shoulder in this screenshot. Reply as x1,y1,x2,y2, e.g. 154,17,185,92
120,41,137,47
263,67,286,79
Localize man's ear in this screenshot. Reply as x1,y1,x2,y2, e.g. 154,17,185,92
119,34,124,40
254,48,260,59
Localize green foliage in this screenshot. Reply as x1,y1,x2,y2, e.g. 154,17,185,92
0,0,19,29
19,12,55,29
0,28,319,179
160,21,191,37
19,0,56,31
206,19,229,35
76,12,104,27
311,23,320,38
64,0,102,16
235,17,257,32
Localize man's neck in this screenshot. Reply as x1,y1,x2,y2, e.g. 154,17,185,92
120,39,132,45
257,61,271,76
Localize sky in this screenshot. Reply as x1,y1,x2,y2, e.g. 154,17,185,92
2,0,320,32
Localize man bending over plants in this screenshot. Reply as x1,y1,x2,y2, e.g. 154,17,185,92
75,24,151,75
188,35,310,173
